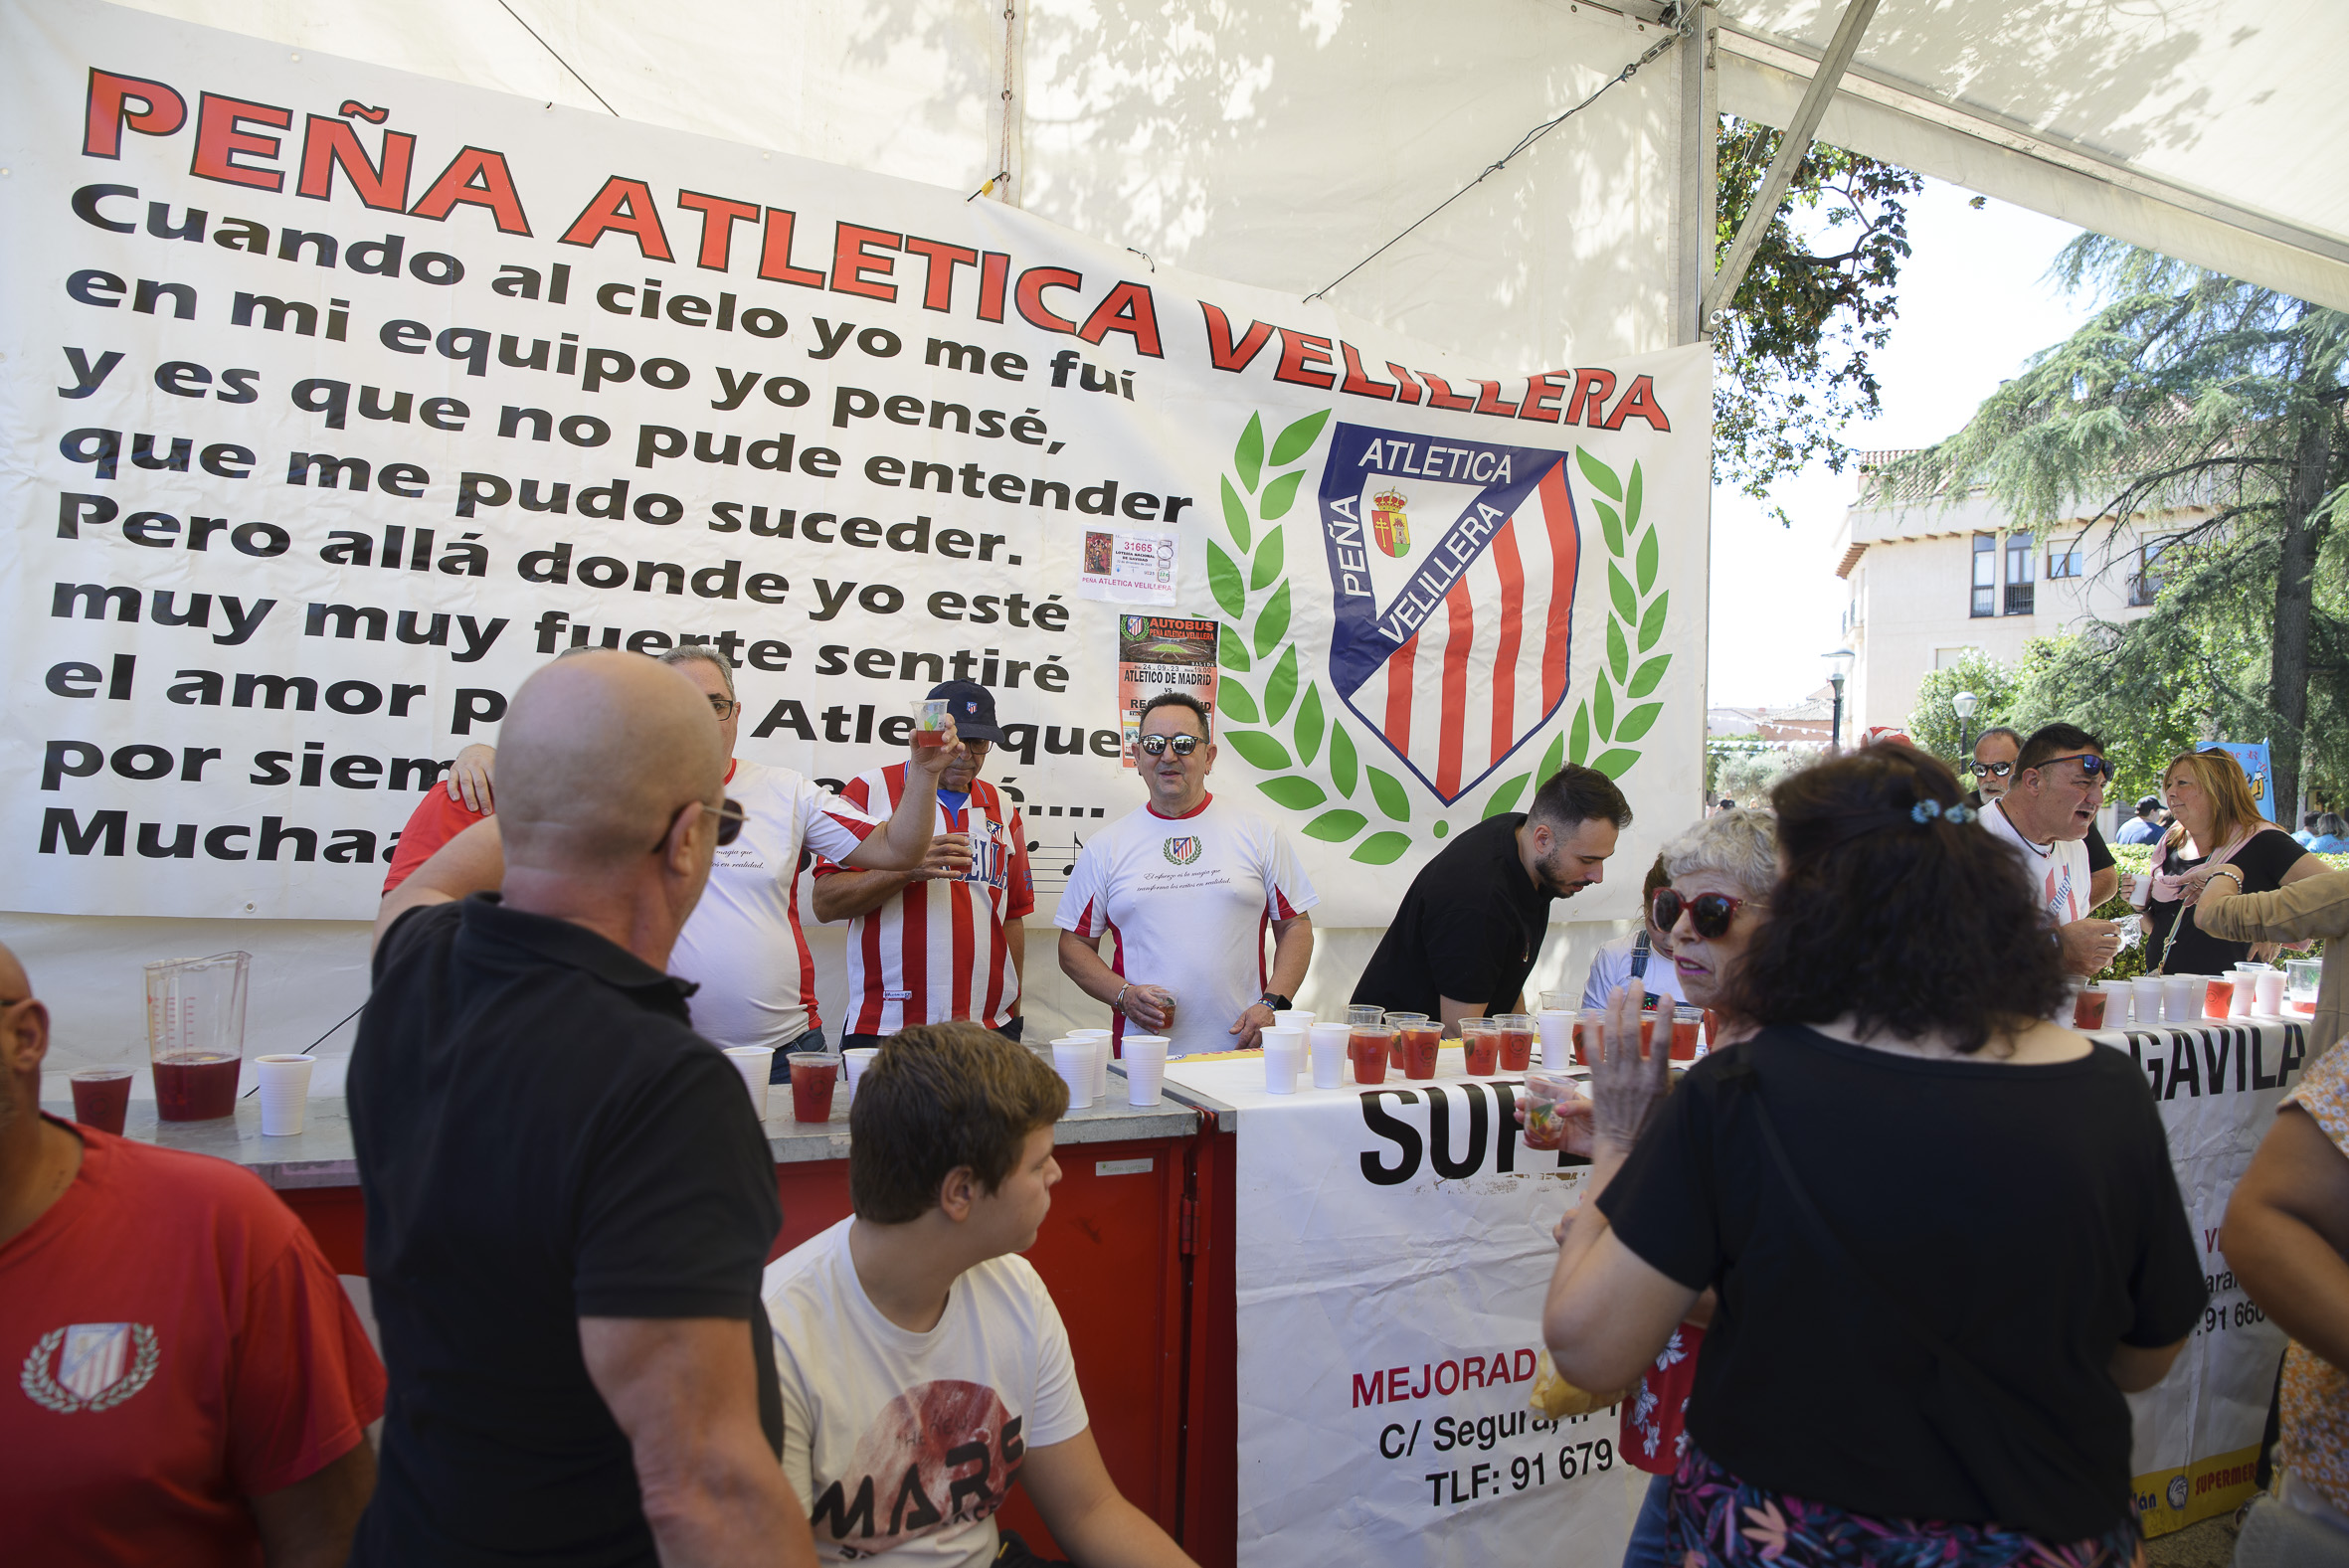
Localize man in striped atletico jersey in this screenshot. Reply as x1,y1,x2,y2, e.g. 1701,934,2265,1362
813,682,1035,1048
1056,692,1317,1058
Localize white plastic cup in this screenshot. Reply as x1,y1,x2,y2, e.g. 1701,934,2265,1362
2163,974,2201,1023
1536,1009,1572,1067
2127,869,2152,910
1122,1035,1170,1106
2131,975,2167,1027
723,1046,774,1117
1308,1022,1349,1089
2230,969,2259,1017
255,1054,313,1136
842,1047,879,1100
1274,1009,1314,1033
1051,1039,1096,1110
1261,1026,1304,1095
2255,968,2286,1014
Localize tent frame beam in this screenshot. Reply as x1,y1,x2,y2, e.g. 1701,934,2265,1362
1674,2,1718,345
1700,0,1877,328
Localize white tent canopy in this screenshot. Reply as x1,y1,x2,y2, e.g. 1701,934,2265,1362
1716,0,2349,311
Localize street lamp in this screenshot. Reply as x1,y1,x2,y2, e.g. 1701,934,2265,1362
1952,689,1980,758
1823,647,1856,751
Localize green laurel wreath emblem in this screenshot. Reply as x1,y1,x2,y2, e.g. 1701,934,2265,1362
1208,411,1666,865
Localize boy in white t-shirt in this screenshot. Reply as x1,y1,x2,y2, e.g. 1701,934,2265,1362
762,1024,1196,1568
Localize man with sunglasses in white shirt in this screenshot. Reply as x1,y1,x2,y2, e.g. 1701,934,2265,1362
1056,693,1318,1057
1979,723,2123,975
1970,726,2119,908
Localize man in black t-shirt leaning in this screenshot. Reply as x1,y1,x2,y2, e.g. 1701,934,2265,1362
351,650,816,1568
1352,765,1632,1030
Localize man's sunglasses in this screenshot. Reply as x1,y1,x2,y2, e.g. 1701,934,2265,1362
2035,753,2114,781
660,795,746,852
1652,887,1753,940
1137,734,1202,758
1968,760,2014,779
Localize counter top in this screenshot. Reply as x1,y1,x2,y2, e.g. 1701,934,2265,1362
39,1089,1207,1189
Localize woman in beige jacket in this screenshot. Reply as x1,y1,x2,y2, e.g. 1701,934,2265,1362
2190,868,2349,1057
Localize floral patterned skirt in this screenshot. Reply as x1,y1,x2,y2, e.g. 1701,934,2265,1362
1667,1447,2144,1567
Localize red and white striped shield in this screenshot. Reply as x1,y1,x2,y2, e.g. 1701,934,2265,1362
1316,425,1581,804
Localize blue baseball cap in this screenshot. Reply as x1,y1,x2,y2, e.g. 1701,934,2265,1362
927,680,1006,744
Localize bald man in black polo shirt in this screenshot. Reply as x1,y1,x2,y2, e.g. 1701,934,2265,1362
1353,765,1633,1031
353,652,815,1568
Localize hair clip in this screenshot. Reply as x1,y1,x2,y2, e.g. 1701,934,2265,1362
1945,802,1975,824
1908,798,1975,826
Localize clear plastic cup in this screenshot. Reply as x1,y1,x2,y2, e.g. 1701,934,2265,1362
255,1054,314,1136
1572,1008,1607,1067
1459,1016,1500,1075
1350,1025,1395,1085
69,1067,133,1135
787,1052,837,1122
1261,1027,1304,1094
1122,1034,1170,1106
1521,1067,1580,1151
724,1045,775,1118
1308,1023,1349,1088
2287,958,2322,1014
1538,989,1574,1013
1669,1006,1704,1061
2203,976,2236,1018
2072,986,2109,1031
1492,1014,1536,1072
1387,1013,1439,1080
1051,1039,1096,1109
912,697,954,749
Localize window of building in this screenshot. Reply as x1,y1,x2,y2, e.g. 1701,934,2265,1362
2047,543,2084,578
1970,534,1996,617
2004,531,2036,615
2130,538,2170,607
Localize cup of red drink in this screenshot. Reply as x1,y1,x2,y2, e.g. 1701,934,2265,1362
70,1067,133,1135
1669,1006,1703,1061
1520,1067,1580,1151
787,1052,838,1122
1460,1026,1501,1076
1351,1027,1395,1085
2203,977,2235,1019
911,697,954,749
2072,987,2109,1030
1492,1013,1536,1072
1387,1013,1440,1080
1575,1009,1655,1066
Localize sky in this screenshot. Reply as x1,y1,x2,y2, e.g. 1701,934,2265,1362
1705,178,2101,708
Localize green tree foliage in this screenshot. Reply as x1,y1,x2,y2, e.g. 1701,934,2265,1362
1895,237,2349,816
1905,652,2021,767
1713,118,1930,519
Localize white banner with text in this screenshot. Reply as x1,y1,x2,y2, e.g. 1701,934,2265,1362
1,0,1709,924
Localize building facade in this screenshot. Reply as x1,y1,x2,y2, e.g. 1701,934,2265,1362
1829,450,2204,735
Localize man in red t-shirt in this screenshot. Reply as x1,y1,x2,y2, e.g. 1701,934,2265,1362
0,943,387,1566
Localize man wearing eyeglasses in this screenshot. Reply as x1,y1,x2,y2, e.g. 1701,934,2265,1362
1056,692,1319,1057
1978,723,2123,975
377,646,956,1062
1969,726,2120,908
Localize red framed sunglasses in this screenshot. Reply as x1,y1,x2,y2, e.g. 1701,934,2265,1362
1652,887,1752,939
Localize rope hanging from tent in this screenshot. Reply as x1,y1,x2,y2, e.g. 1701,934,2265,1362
497,0,621,116
1303,21,1686,304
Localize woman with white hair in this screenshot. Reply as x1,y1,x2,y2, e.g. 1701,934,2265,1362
1612,806,1778,1568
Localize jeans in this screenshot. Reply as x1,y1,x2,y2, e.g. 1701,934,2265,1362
1623,1471,1674,1568
766,1025,826,1083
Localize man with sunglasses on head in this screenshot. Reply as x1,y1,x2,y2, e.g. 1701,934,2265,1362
1969,725,2119,908
1057,692,1318,1057
1978,722,2123,976
354,650,821,1568
380,647,956,1067
1352,764,1633,1033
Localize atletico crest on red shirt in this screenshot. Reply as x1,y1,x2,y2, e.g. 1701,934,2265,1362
20,1321,160,1412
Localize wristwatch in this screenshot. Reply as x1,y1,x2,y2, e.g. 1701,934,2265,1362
1259,991,1293,1012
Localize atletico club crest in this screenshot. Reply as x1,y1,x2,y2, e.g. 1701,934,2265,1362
1370,487,1410,558
1316,424,1581,805
20,1321,161,1413
1162,836,1202,866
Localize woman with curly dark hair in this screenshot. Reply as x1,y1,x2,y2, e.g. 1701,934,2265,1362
1541,744,2206,1567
